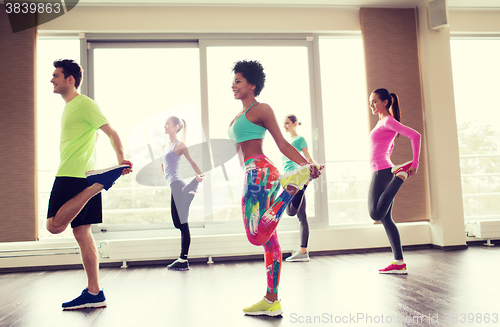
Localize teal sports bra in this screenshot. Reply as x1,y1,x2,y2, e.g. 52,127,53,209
228,102,267,144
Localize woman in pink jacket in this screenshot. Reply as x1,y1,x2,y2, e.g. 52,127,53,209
368,88,421,275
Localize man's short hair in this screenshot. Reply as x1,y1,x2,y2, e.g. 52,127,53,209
53,59,83,89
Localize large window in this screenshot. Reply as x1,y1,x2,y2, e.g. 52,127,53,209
318,37,370,225
36,35,372,239
90,44,204,228
451,38,500,222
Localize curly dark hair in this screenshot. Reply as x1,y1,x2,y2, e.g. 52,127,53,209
53,59,83,89
232,60,266,96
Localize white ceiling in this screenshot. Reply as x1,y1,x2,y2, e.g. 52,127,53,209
76,0,500,8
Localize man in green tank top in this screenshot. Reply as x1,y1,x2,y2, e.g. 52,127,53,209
46,59,133,310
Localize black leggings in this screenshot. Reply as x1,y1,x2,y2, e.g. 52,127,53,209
368,168,404,260
170,178,199,260
286,185,309,248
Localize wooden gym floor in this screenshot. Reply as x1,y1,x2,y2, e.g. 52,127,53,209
1,245,499,327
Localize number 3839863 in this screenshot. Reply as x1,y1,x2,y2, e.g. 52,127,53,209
5,2,62,14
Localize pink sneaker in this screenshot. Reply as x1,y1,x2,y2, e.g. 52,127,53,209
391,161,412,179
379,261,407,274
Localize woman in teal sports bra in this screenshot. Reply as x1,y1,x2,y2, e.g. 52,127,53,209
228,60,322,316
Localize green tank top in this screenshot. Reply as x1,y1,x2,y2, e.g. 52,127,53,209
228,102,267,144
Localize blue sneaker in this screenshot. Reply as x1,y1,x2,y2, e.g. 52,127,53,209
62,288,107,310
85,164,129,190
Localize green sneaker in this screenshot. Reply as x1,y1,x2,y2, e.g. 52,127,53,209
243,297,283,316
279,165,313,191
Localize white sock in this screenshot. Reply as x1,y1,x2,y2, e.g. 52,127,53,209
264,297,274,304
394,259,405,265
88,290,99,296
178,258,187,263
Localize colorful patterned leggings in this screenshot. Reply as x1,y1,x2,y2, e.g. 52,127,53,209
242,155,293,294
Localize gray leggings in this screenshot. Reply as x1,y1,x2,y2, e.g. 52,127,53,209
368,168,404,260
170,178,199,260
286,186,309,248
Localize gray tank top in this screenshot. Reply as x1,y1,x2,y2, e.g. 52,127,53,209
161,140,181,185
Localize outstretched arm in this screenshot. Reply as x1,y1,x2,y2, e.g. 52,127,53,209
301,147,314,164
259,104,321,179
100,123,133,174
177,142,204,179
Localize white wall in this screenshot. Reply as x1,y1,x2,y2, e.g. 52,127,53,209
449,8,500,33
417,3,465,248
38,5,500,35
39,5,360,33
416,5,500,247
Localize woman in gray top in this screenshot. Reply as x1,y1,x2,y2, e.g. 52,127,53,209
161,116,204,271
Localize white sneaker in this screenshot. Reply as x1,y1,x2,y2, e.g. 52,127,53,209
285,250,310,262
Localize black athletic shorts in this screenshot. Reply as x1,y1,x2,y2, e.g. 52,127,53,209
47,177,102,228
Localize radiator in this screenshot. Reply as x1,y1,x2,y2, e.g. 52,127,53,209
465,220,500,245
